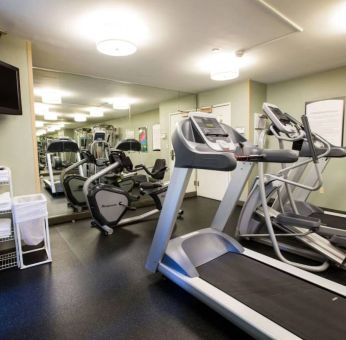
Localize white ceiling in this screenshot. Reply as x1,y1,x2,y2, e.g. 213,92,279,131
33,69,185,128
1,0,345,94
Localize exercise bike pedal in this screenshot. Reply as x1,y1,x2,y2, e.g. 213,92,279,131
177,209,184,219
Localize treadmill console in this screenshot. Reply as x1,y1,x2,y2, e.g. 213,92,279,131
189,112,236,151
263,103,299,136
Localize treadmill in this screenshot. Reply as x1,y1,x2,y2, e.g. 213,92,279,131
146,112,346,339
43,138,83,196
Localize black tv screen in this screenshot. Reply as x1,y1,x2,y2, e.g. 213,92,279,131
0,60,22,115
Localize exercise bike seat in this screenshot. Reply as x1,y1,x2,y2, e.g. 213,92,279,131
139,182,162,190
276,212,321,230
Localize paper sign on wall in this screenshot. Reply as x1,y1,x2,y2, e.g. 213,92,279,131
305,99,344,146
138,127,148,152
125,129,135,139
152,124,161,151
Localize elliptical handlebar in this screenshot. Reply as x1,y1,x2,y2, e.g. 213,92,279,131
301,115,318,164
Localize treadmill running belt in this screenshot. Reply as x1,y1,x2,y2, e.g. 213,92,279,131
311,212,346,230
197,253,346,340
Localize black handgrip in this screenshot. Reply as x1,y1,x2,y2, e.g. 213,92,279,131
301,115,318,163
236,155,265,162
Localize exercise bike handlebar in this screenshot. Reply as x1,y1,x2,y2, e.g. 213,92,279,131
134,164,167,177
83,161,121,199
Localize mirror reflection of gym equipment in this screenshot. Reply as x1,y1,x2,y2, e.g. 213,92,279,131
32,69,185,223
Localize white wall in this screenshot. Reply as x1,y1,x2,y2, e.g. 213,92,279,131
0,35,38,195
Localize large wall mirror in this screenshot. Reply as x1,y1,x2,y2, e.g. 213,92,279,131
33,68,189,222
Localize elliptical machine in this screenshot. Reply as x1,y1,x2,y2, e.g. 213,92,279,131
83,147,181,235
237,103,346,271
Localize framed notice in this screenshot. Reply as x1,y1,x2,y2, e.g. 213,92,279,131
305,98,344,146
125,129,135,139
138,127,148,152
152,124,161,151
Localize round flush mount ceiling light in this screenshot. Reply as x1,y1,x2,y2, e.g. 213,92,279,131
96,39,137,56
40,90,62,104
330,2,346,33
74,114,87,122
47,126,59,132
112,97,131,110
210,49,239,81
44,112,58,121
35,121,44,128
36,129,47,136
79,9,148,57
89,107,105,117
34,103,50,115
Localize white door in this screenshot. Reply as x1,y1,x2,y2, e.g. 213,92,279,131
197,104,231,200
169,112,196,193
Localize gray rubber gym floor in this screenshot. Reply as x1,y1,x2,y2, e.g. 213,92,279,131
1,197,345,339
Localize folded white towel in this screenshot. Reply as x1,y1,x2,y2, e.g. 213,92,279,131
0,192,11,211
0,218,11,238
0,192,11,203
0,168,10,183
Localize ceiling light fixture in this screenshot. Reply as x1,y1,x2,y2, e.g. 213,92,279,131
74,114,87,122
36,129,47,136
34,103,49,115
41,90,62,104
35,121,44,128
44,112,58,121
47,126,58,132
89,107,105,117
79,9,148,57
331,2,346,32
210,49,239,81
112,97,131,110
97,39,137,56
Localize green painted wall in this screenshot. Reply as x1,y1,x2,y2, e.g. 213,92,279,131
198,81,250,139
159,94,197,167
267,66,346,212
249,81,267,143
104,109,161,167
0,35,37,195
59,128,75,140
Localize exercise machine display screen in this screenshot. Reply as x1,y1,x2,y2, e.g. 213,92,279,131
268,106,290,123
263,103,299,135
94,132,106,141
194,117,228,138
190,113,236,151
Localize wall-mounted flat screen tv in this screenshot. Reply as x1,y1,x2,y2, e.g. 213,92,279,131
0,60,22,115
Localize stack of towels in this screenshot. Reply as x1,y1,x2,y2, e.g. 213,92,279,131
0,192,12,238
0,168,10,183
0,218,11,238
0,192,11,212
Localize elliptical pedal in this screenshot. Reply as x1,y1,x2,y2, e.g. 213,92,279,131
330,235,346,248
